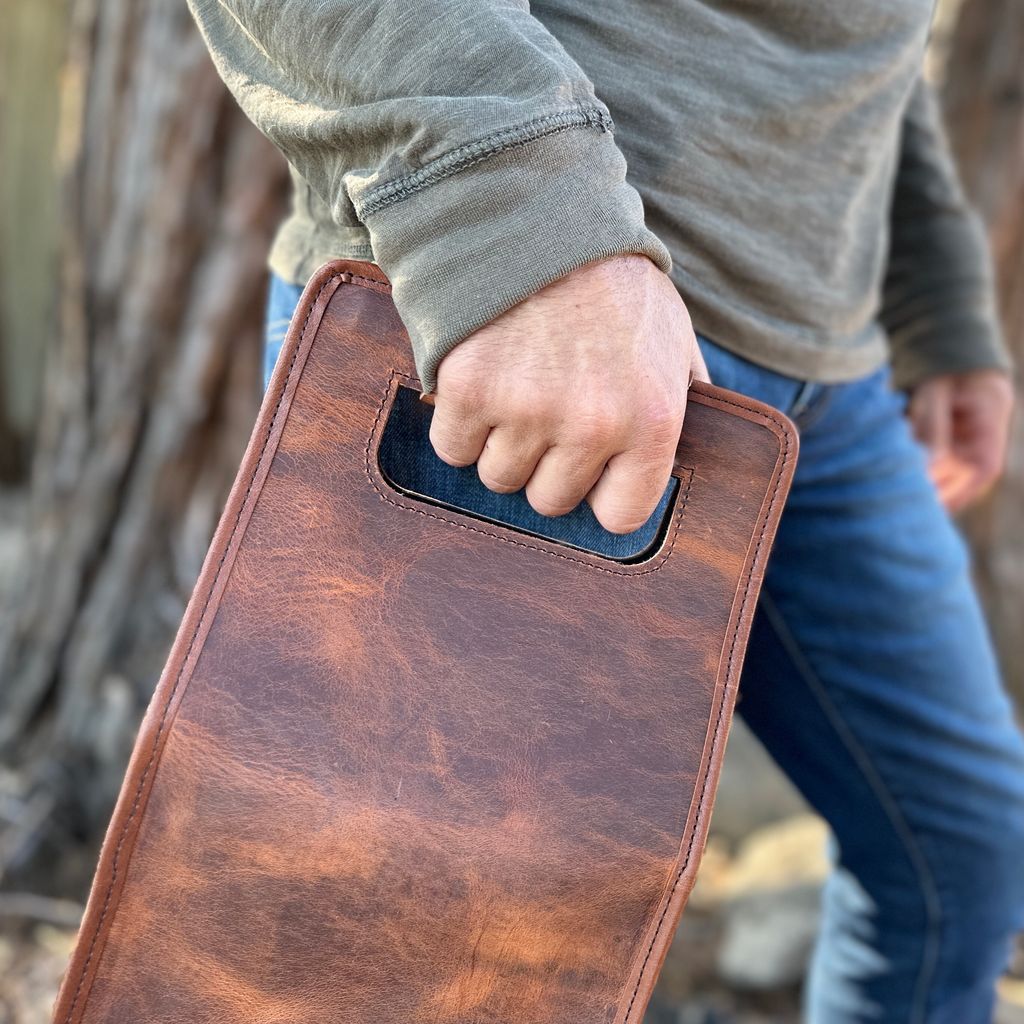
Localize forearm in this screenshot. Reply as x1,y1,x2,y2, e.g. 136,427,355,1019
187,0,670,389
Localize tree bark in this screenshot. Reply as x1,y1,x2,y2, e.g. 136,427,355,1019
0,0,66,481
941,0,1024,700
0,0,287,892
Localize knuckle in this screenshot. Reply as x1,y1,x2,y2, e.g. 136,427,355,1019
503,403,558,441
429,425,475,467
640,396,684,437
571,409,622,450
479,394,557,440
435,367,487,413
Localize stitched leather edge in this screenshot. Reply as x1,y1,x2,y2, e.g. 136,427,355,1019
619,387,797,1022
54,260,798,1024
54,267,350,1024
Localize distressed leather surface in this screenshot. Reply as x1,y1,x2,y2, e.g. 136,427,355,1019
54,260,798,1024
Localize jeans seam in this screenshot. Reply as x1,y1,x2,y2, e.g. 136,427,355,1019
791,386,833,433
759,591,943,1024
790,381,817,419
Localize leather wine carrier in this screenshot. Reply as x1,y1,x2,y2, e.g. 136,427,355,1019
54,260,797,1024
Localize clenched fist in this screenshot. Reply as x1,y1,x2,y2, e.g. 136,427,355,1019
909,369,1015,513
428,255,707,534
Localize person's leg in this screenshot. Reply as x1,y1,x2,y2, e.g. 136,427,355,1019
266,276,1024,1018
699,337,1024,1023
263,274,306,391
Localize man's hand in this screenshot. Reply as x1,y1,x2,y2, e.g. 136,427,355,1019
428,255,708,534
908,369,1014,513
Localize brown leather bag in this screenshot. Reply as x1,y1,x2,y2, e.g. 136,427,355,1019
53,260,797,1024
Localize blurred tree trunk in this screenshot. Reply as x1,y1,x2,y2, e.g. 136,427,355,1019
0,320,19,482
941,0,1024,700
0,0,287,893
0,0,65,481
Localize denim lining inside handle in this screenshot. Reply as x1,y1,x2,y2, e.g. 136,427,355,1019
377,385,677,562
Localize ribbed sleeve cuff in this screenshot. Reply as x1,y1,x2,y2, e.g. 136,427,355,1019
352,117,671,392
884,205,1013,390
888,307,1013,391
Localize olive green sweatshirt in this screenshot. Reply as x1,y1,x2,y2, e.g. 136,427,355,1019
187,0,1009,392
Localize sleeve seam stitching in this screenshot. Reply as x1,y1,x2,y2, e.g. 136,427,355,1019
354,104,614,219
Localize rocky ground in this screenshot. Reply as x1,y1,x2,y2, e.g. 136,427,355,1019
0,489,23,603
0,926,75,1024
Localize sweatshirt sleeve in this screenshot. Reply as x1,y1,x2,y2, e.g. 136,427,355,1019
186,0,671,391
881,76,1011,391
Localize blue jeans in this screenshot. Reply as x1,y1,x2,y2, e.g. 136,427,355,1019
265,275,1024,1023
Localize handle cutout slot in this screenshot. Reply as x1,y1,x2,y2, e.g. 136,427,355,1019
377,385,678,563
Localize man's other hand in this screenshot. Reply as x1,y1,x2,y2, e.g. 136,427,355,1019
909,369,1015,513
428,255,708,535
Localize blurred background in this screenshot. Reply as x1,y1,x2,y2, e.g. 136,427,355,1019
0,0,1021,1021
